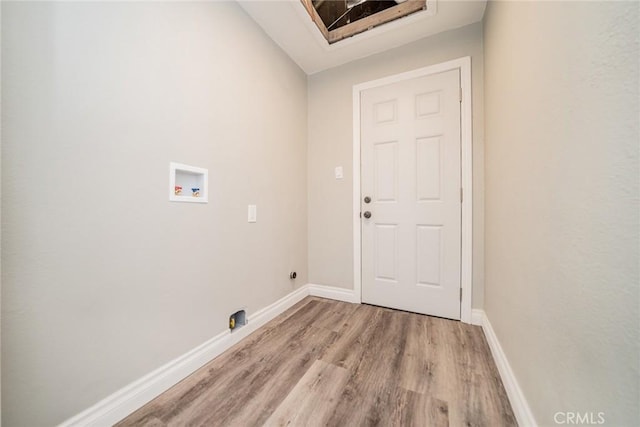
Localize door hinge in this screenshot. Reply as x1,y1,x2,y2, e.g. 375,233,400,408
460,188,463,203
460,288,463,301
459,87,463,103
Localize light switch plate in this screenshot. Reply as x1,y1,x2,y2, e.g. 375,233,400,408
335,166,343,179
248,205,257,223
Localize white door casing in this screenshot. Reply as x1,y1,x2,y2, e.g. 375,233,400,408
353,57,473,322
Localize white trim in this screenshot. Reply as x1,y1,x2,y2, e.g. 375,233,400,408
308,283,359,304
229,285,310,346
59,331,230,427
471,308,484,326
58,286,310,427
458,57,473,324
479,310,538,427
352,57,474,323
353,85,363,305
290,0,438,55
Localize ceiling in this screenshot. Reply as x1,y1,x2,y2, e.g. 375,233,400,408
237,0,487,74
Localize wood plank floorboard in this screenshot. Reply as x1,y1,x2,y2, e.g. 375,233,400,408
117,297,517,427
263,359,350,427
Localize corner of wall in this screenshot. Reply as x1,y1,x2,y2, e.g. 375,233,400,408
476,310,537,426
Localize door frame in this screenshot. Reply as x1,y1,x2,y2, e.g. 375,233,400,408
352,56,473,323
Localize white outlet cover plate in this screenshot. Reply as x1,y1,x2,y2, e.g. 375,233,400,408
335,166,343,179
248,205,257,222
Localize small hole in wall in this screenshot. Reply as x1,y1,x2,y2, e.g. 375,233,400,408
229,310,246,332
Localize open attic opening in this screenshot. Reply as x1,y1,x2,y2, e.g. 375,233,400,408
302,0,428,44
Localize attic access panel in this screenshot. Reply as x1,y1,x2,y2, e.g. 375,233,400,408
301,0,428,44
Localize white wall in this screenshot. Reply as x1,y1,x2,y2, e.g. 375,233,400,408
308,22,486,308
0,2,3,424
483,1,639,425
1,2,307,425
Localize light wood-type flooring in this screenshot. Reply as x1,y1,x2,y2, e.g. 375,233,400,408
117,297,517,427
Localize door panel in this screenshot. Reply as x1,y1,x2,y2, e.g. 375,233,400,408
374,224,398,281
416,225,442,287
416,137,442,201
361,69,461,320
374,141,398,202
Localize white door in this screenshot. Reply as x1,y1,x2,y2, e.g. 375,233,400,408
361,69,462,320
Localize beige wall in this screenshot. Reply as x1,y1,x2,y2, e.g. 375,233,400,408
1,2,307,425
0,2,2,423
483,1,639,425
308,22,486,308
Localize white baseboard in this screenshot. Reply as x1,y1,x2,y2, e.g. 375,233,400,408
228,285,310,347
471,309,484,326
479,310,537,427
58,285,310,427
59,284,361,426
60,286,517,427
308,283,359,303
59,330,231,427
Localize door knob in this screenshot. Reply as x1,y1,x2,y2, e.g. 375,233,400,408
363,211,372,219
364,196,371,203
